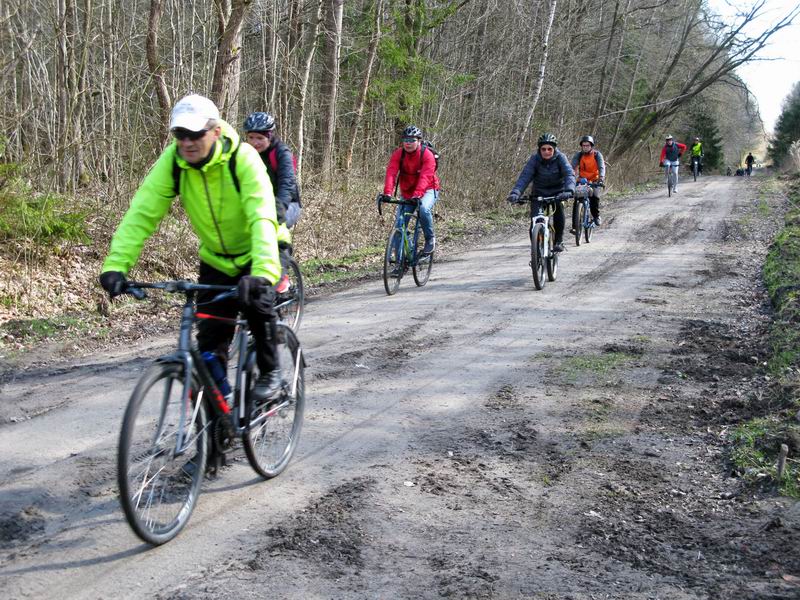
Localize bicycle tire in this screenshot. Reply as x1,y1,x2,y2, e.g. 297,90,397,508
693,162,698,182
243,325,305,478
573,201,583,247
412,230,433,287
117,362,207,545
546,227,558,282
277,257,304,332
584,200,594,244
383,228,404,295
531,223,546,290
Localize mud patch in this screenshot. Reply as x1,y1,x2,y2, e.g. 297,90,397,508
484,384,520,411
252,477,375,577
0,506,46,547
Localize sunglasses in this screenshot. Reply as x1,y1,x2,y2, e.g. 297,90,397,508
173,128,210,141
402,137,420,143
540,146,555,152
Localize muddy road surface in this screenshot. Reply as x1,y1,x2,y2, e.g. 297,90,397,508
2,175,799,599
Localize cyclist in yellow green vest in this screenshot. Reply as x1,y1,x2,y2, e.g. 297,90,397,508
690,137,703,175
99,94,284,402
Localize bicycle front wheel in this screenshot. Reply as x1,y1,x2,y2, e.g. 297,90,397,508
546,228,558,282
117,363,207,545
412,231,433,287
243,325,306,478
531,223,546,290
573,201,584,246
383,228,404,295
584,206,594,244
277,257,304,332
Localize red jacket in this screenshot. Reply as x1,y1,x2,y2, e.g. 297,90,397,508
660,142,687,163
383,145,440,199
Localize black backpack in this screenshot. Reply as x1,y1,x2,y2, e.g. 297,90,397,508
421,141,440,172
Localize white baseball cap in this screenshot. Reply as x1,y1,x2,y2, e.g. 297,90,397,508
170,94,220,131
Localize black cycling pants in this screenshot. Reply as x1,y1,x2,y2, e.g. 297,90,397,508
196,262,277,374
531,199,565,243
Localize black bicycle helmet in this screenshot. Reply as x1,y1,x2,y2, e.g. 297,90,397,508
243,111,276,133
580,135,595,146
537,132,558,147
403,125,423,139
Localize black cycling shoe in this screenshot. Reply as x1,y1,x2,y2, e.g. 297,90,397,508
252,370,282,402
553,242,565,253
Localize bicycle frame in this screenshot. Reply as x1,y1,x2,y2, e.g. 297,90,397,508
528,196,560,257
380,198,424,269
127,281,294,457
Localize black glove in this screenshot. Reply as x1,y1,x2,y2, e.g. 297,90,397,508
557,191,573,201
238,275,271,308
275,199,287,224
410,196,422,204
99,271,126,298
597,178,605,187
506,192,520,204
378,194,392,203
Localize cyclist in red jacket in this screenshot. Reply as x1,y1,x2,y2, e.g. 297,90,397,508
379,125,440,258
659,135,687,193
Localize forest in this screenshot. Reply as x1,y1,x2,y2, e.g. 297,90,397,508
0,0,796,320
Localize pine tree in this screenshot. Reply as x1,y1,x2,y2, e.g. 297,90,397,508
768,82,800,167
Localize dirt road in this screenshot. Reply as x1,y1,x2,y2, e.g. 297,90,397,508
2,175,799,599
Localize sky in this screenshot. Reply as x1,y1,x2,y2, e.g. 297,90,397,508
711,0,800,133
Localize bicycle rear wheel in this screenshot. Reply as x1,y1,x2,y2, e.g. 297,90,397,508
572,201,583,247
243,325,306,479
276,257,304,332
412,230,433,287
118,363,207,545
531,223,546,290
383,228,404,296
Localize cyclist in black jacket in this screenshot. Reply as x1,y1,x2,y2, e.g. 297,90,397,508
506,133,576,252
244,111,302,293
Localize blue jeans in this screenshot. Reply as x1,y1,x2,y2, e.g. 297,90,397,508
663,160,680,188
394,189,439,242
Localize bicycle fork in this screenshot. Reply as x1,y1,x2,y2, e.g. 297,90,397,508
531,214,550,258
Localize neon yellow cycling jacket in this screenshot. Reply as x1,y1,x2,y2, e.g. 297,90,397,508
102,120,281,284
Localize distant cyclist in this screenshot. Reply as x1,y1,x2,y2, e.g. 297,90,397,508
570,135,605,227
379,125,440,259
506,133,575,253
691,137,703,175
243,111,301,293
659,135,687,193
745,152,755,176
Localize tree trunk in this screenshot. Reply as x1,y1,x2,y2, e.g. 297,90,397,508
515,0,557,158
295,0,323,183
344,0,383,180
211,0,251,122
318,0,344,182
146,0,171,133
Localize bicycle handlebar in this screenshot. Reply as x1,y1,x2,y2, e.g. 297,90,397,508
376,193,418,217
124,280,237,303
518,192,573,204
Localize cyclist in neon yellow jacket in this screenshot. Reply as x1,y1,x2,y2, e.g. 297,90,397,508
100,94,283,401
690,137,703,175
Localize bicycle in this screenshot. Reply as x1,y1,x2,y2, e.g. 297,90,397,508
664,162,678,196
512,193,570,290
377,195,434,296
691,156,701,182
116,280,305,545
571,179,604,246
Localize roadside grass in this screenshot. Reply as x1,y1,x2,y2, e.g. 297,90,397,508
557,351,635,385
730,175,800,498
